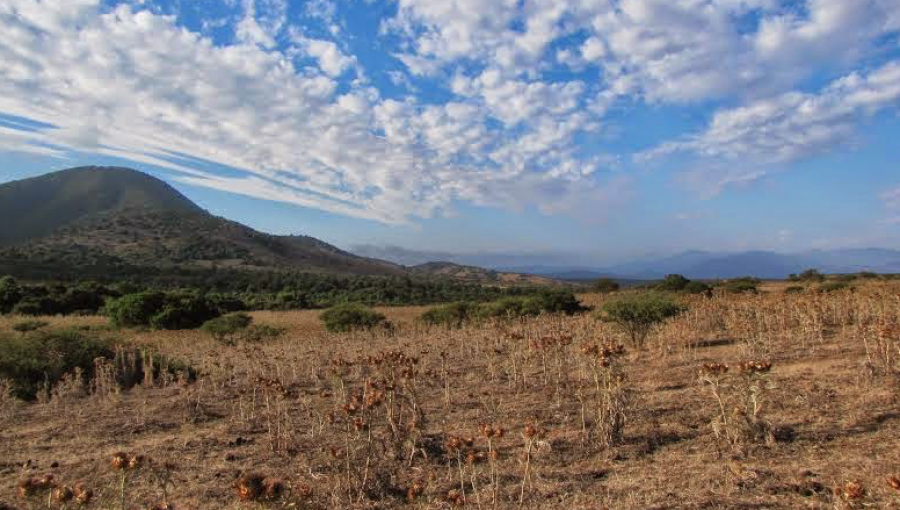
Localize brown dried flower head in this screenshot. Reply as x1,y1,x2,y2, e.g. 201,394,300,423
262,478,285,501
886,475,900,492
74,484,94,506
234,473,266,501
53,486,75,504
843,480,866,500
111,452,130,471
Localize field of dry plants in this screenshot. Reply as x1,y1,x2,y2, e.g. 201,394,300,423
1,283,899,510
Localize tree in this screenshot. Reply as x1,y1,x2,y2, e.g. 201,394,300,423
0,276,22,314
798,269,825,282
593,278,620,294
597,293,686,349
657,274,691,292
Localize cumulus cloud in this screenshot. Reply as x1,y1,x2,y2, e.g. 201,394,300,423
0,0,622,225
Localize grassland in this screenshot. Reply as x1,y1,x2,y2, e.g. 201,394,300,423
1,283,899,509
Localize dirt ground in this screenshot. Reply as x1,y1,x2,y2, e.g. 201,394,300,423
1,286,899,509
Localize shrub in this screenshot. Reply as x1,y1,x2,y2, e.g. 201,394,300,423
0,276,22,314
0,329,114,400
723,278,759,294
106,291,167,328
12,320,49,334
242,324,286,343
683,281,712,295
107,291,219,330
148,294,219,330
817,282,851,293
11,297,59,316
797,269,825,282
420,301,480,328
597,293,686,349
202,313,254,345
593,278,620,293
784,286,805,294
321,303,388,333
657,274,691,292
530,289,588,315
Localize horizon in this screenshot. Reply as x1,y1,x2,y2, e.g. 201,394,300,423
2,1,900,267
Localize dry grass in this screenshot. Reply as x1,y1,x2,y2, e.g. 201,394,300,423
1,284,899,509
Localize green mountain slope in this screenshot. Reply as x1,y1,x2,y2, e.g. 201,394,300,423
0,166,403,278
0,166,201,246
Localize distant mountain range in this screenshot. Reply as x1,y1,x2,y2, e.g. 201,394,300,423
357,245,900,280
504,249,900,280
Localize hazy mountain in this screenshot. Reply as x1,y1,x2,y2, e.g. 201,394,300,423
0,166,202,246
0,167,403,277
410,261,564,286
522,250,900,280
351,244,576,269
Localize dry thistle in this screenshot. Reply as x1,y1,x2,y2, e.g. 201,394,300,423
73,484,94,505
262,478,285,501
52,486,75,505
234,473,266,501
700,363,729,376
110,452,130,471
840,480,866,500
887,475,900,492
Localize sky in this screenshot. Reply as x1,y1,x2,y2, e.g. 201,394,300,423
1,0,899,266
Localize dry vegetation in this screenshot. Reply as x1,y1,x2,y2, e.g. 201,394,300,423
1,283,900,509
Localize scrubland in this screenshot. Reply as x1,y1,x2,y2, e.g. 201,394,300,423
1,284,899,509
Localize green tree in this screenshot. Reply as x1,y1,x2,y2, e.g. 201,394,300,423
593,278,620,293
597,293,686,349
657,274,691,292
320,303,388,333
201,313,253,345
0,276,22,314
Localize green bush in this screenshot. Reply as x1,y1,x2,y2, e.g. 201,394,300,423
148,294,219,330
12,320,49,334
683,281,712,294
321,303,388,333
530,290,587,315
11,297,59,316
817,282,851,293
420,301,480,328
597,293,686,349
722,278,759,294
593,278,620,293
107,291,219,330
202,313,254,345
0,276,22,314
242,324,286,343
106,291,167,327
657,274,691,292
0,329,114,400
795,269,825,282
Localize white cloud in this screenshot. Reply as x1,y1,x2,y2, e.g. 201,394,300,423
289,30,357,77
235,0,287,49
641,60,900,194
0,0,622,225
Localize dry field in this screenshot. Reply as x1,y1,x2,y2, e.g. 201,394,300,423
1,285,900,509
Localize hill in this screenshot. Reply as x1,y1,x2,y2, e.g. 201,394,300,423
0,167,404,279
0,166,202,246
409,261,565,286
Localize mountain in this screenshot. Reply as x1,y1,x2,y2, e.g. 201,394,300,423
0,166,202,246
410,261,565,286
521,250,900,280
0,166,403,278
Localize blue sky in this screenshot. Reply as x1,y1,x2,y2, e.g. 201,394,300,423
1,0,899,266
